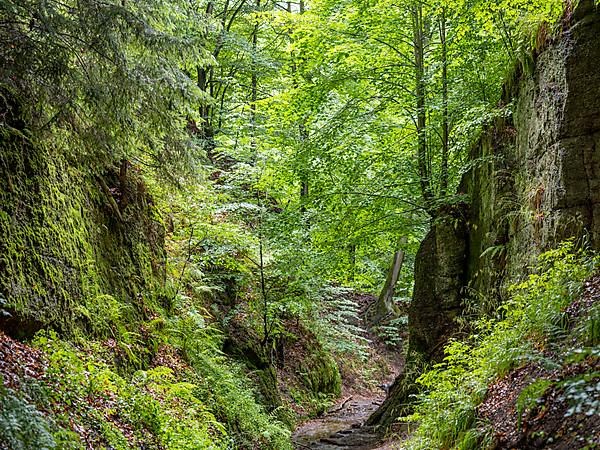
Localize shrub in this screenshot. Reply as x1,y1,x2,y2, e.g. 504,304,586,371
32,332,229,449
0,381,57,450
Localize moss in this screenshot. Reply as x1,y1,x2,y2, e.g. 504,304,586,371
0,137,166,340
299,348,341,397
253,366,284,411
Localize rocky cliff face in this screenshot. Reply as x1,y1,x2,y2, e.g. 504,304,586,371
370,0,600,427
466,0,600,303
0,130,166,338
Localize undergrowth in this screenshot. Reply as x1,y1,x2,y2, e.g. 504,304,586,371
35,332,229,450
403,241,598,449
0,327,292,450
314,286,370,361
0,381,56,450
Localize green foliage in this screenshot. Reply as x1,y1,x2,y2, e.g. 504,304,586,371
132,367,227,450
32,332,229,449
516,379,552,427
27,311,293,450
561,373,600,418
202,351,291,446
186,350,292,449
373,314,409,349
405,340,486,449
313,286,370,360
197,0,568,309
155,181,255,296
404,242,597,450
0,0,585,449
168,305,221,360
572,297,600,347
0,381,57,450
0,0,209,178
75,294,132,340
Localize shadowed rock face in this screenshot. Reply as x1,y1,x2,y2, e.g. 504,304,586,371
369,0,600,428
408,204,469,361
367,204,469,428
467,0,600,296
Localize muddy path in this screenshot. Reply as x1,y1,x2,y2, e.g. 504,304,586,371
292,394,388,449
291,292,407,449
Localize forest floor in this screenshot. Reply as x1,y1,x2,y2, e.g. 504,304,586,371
291,393,407,450
292,294,408,450
477,275,600,450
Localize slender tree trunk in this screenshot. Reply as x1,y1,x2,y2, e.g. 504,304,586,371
440,6,449,196
293,0,309,212
259,226,269,347
368,237,406,325
496,9,515,59
252,2,267,347
250,0,260,160
348,244,356,282
196,1,217,161
299,121,309,212
412,3,432,208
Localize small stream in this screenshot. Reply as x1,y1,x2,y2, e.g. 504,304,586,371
292,396,389,450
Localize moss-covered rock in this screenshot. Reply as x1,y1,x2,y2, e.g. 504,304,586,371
0,136,166,338
222,325,285,413
298,347,341,398
272,321,342,418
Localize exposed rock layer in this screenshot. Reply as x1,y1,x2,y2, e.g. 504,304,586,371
370,0,600,427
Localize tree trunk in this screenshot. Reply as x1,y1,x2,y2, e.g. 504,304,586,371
412,3,432,208
250,0,260,160
259,227,269,347
294,1,309,212
299,121,309,212
367,237,406,325
348,243,356,282
196,65,217,162
196,1,217,161
440,6,449,196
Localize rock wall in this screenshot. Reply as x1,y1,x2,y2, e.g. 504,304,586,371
0,129,166,338
408,204,469,361
370,0,600,427
466,0,600,302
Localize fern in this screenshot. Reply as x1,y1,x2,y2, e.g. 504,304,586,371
404,241,597,450
314,286,370,360
0,381,57,450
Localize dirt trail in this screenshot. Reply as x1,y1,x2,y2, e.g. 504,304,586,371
291,292,407,449
292,394,391,449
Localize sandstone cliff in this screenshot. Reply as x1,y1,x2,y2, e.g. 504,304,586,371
370,0,600,427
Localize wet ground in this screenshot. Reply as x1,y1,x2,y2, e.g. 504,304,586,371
292,395,397,450
291,292,407,450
